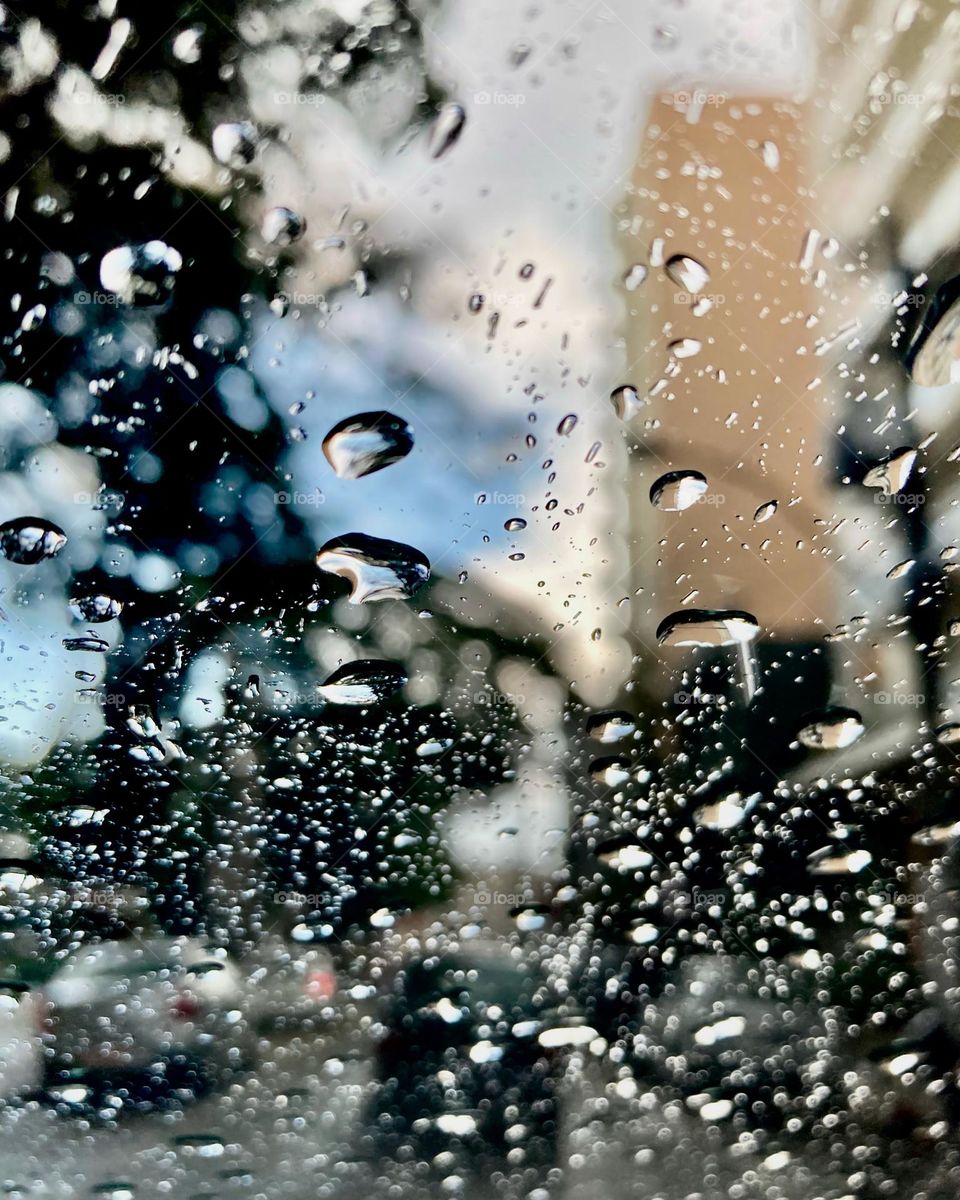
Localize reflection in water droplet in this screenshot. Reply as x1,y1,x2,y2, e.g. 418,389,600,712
935,722,960,745
0,517,67,564
63,635,110,652
650,470,708,512
504,518,526,532
667,337,702,359
664,253,710,294
596,838,653,870
589,756,631,787
610,385,645,420
886,558,915,580
753,500,777,523
656,608,759,649
797,706,864,749
695,791,759,830
585,710,636,743
99,241,182,306
69,594,123,622
261,206,306,246
321,411,413,479
428,102,466,158
316,533,430,603
317,660,407,705
212,121,258,166
557,413,577,436
863,446,917,495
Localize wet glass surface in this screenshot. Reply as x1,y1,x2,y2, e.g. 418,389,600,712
3,2,960,1197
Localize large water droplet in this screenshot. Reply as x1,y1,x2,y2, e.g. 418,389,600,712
69,593,123,622
99,241,182,306
0,516,67,564
610,384,645,420
797,706,864,749
665,253,710,294
596,837,653,870
656,608,759,649
212,121,258,167
261,206,306,246
316,533,430,603
585,710,636,743
322,411,413,479
863,446,917,495
753,499,778,523
650,470,708,512
317,660,407,705
428,102,466,159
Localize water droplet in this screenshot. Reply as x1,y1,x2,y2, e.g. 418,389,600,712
596,838,652,870
504,517,526,532
656,608,759,649
753,500,777,523
0,516,67,564
99,241,182,306
760,140,780,171
863,446,917,495
797,706,864,749
808,846,872,875
589,756,631,787
261,206,306,246
935,722,960,745
321,411,413,479
63,635,110,653
886,557,914,580
585,710,636,743
610,385,645,419
69,594,123,622
664,253,710,294
212,121,258,167
623,263,648,291
667,337,702,359
316,532,430,603
695,790,759,831
650,470,708,512
317,659,407,705
557,413,577,436
428,102,466,159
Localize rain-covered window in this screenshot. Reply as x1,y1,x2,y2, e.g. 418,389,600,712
2,1,960,1197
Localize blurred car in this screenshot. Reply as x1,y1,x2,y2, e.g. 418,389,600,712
39,936,254,1106
0,980,42,1100
242,935,339,1033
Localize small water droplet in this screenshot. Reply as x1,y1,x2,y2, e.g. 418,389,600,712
69,594,123,622
428,102,466,159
